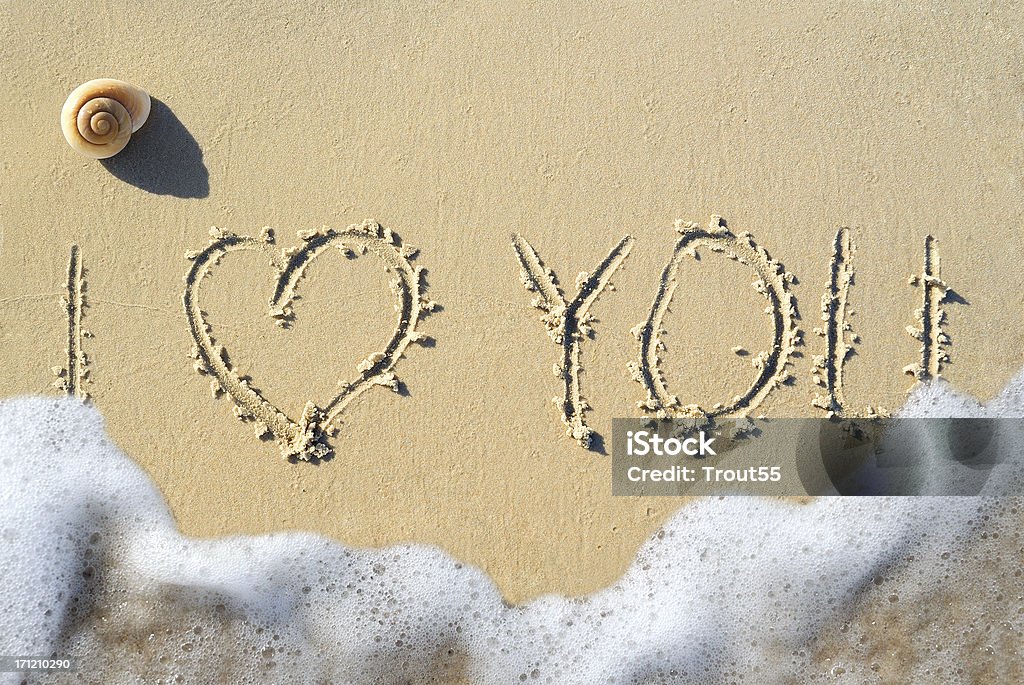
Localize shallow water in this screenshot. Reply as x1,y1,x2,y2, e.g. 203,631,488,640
0,375,1022,683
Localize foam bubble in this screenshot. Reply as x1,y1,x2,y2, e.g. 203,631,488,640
0,375,1021,683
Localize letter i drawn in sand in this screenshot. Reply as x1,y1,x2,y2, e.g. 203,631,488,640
512,233,634,450
904,235,953,384
53,244,90,400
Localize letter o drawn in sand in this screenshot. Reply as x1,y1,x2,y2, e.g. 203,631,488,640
183,221,436,462
629,217,801,420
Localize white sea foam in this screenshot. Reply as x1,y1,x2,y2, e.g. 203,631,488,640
0,374,1022,683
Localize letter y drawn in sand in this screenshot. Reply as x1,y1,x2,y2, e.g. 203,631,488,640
512,233,633,449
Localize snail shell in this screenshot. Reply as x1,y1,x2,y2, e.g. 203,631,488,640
61,79,151,159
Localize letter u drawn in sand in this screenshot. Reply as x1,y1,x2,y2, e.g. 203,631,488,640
629,217,801,420
183,221,436,461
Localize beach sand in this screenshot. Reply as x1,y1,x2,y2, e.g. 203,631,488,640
2,0,1023,610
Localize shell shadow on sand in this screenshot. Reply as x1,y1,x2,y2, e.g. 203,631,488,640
100,98,209,198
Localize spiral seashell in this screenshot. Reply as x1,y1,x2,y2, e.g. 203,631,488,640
61,79,151,159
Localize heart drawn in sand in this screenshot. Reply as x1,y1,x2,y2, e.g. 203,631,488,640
182,221,437,461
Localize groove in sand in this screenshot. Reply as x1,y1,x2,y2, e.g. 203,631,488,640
512,233,633,448
904,235,950,382
811,228,855,417
628,217,801,420
183,221,436,462
54,244,88,400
